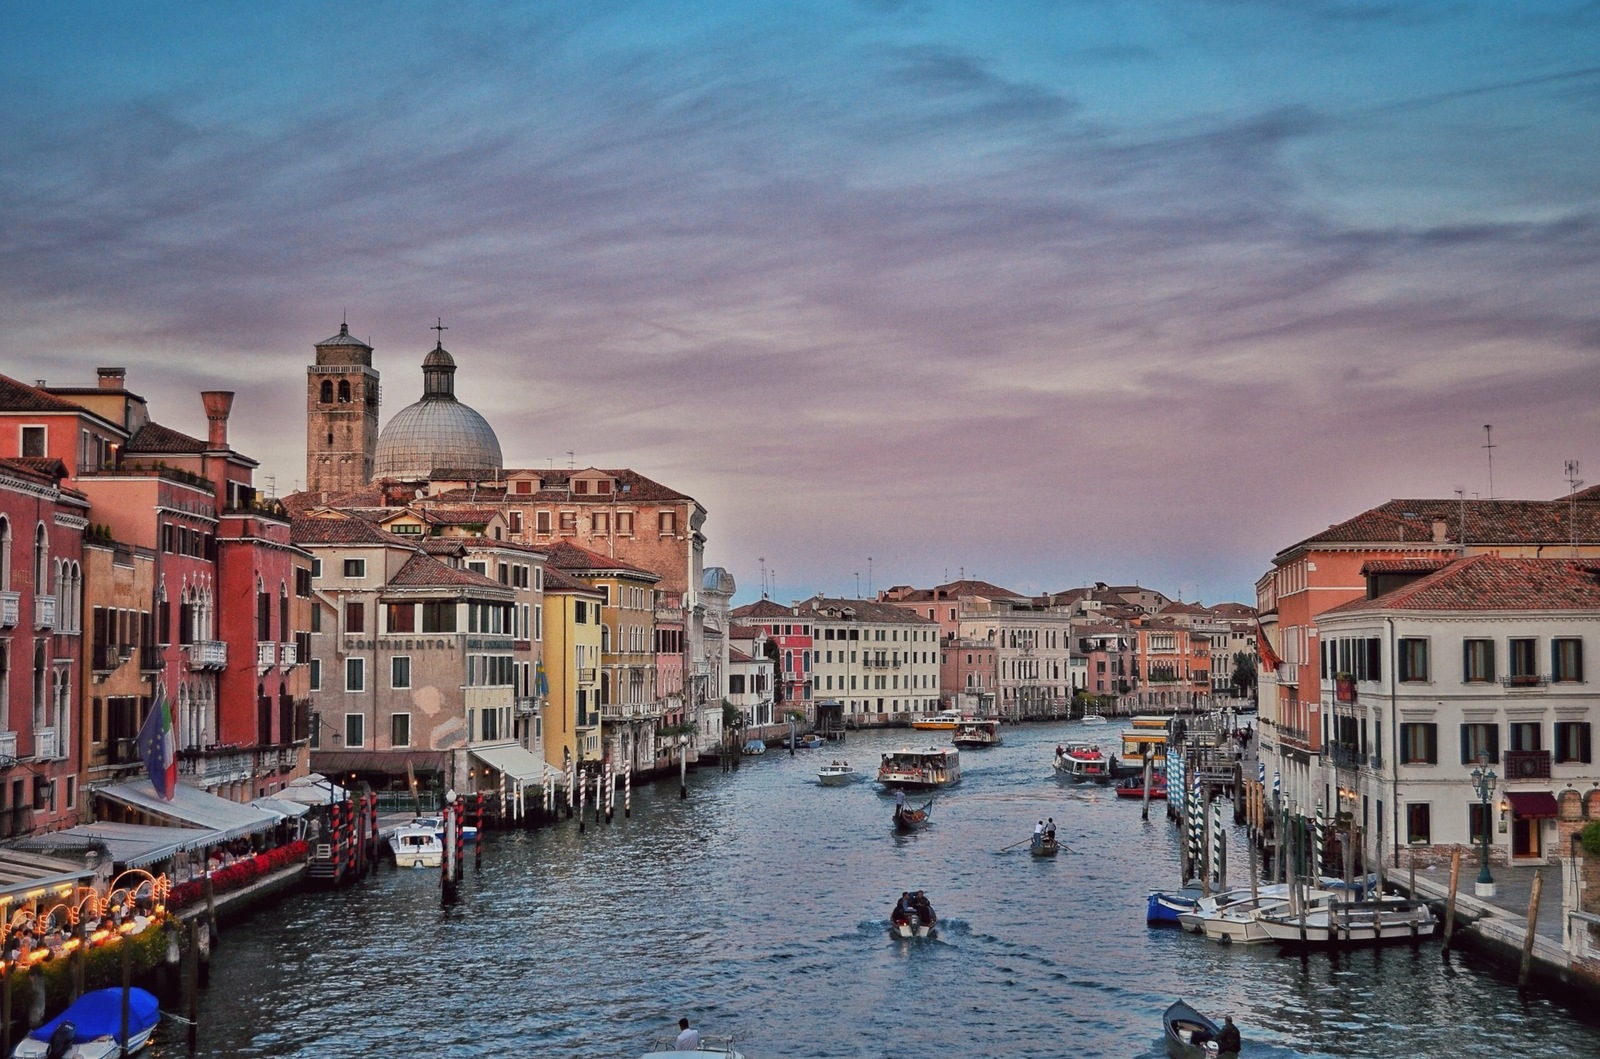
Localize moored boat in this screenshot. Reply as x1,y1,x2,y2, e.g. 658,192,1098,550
15,987,160,1059
1162,999,1220,1059
1052,742,1111,784
817,760,858,785
877,747,961,790
1255,896,1437,947
910,709,964,730
1114,718,1169,777
795,733,824,750
1114,773,1168,800
951,719,1002,748
741,739,767,755
389,822,444,868
1146,884,1205,925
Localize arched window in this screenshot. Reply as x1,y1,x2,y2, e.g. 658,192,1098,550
279,583,289,643
337,380,351,403
0,516,10,591
33,640,47,729
33,523,47,593
320,380,333,403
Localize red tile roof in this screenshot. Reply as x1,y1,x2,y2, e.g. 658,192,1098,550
543,566,605,596
388,552,508,591
0,374,88,414
0,457,67,483
1284,498,1600,558
1323,555,1600,615
1360,558,1453,576
290,515,403,546
543,540,658,580
797,595,937,625
126,422,206,454
730,598,797,619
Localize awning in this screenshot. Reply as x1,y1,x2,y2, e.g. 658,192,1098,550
1506,791,1560,818
470,743,546,784
251,797,311,819
0,850,96,902
15,822,202,869
278,774,350,806
95,780,280,843
310,750,452,777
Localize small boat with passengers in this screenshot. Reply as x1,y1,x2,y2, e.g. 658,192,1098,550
1030,832,1059,857
1162,999,1222,1059
15,987,160,1059
817,760,859,785
877,746,961,790
1053,742,1111,783
889,891,939,938
910,709,964,730
951,718,1002,748
639,1034,745,1059
892,797,934,831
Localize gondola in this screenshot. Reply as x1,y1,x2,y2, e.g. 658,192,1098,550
892,798,933,831
1162,999,1220,1059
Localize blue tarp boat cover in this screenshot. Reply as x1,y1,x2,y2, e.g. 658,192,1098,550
28,987,159,1044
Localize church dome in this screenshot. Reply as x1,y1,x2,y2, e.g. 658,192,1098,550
372,341,503,480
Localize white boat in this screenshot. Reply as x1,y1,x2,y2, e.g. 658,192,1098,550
1255,897,1437,947
888,909,938,938
1177,884,1292,933
817,760,858,785
640,1035,745,1059
1052,742,1111,784
15,987,159,1058
389,823,444,868
411,815,479,843
877,747,961,790
1079,713,1108,725
951,719,1002,748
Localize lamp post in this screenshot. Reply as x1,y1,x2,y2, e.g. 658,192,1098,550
1471,753,1497,898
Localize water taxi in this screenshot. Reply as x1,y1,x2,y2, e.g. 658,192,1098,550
818,760,859,785
910,709,964,730
877,746,961,790
951,719,1002,748
389,823,444,868
1053,741,1111,783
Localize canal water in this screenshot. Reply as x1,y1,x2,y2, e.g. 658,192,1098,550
186,722,1597,1058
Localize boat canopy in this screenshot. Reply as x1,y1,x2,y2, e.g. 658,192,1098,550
28,988,160,1045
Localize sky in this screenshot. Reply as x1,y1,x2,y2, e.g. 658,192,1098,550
3,1,1598,608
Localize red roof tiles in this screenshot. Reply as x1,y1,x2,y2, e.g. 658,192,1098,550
1323,555,1600,614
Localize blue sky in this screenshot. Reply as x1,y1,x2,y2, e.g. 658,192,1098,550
4,1,1598,606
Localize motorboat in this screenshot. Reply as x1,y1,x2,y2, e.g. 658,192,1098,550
817,760,859,785
794,733,824,750
1192,879,1381,944
893,798,933,831
1163,999,1220,1059
1030,832,1059,857
910,709,964,731
1177,884,1291,933
411,815,479,843
1115,774,1168,800
639,1035,745,1059
1052,742,1111,784
951,719,1002,748
15,987,160,1058
1255,896,1437,947
1079,711,1109,726
741,739,767,756
389,823,444,869
889,895,939,938
1146,884,1205,925
877,747,961,790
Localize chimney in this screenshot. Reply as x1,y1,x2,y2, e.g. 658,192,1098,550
1431,519,1448,543
201,391,235,449
97,367,126,390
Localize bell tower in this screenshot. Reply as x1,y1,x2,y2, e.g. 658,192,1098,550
305,322,379,498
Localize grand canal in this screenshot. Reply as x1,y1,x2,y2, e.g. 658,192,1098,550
187,722,1598,1057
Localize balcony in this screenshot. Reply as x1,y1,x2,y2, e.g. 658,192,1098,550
140,645,162,672
34,595,56,630
33,728,57,761
1501,674,1550,690
257,641,277,672
577,668,597,685
1276,663,1298,686
1327,742,1367,770
0,731,16,765
0,592,17,627
185,640,228,670
92,643,124,672
1278,724,1311,750
279,642,298,667
600,701,668,721
1503,749,1551,781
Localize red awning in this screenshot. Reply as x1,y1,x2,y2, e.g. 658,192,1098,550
1505,791,1559,818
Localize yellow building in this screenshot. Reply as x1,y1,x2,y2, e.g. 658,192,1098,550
540,567,605,772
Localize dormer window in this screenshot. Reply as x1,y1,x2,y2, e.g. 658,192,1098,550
573,480,590,495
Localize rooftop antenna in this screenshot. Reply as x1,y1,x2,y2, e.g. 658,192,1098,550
1455,487,1468,556
867,557,873,599
759,556,768,599
567,450,575,470
854,571,860,598
1482,424,1496,499
1567,460,1584,556
265,475,276,499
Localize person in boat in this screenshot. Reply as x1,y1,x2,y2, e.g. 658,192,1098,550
1044,818,1057,841
1034,819,1045,838
911,891,935,926
675,1017,701,1050
894,789,906,810
1216,1016,1241,1059
892,891,914,925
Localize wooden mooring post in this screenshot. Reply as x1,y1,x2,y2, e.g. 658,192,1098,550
1442,846,1462,957
1519,871,1544,991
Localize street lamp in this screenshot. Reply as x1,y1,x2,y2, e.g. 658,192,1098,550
1471,752,1497,897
